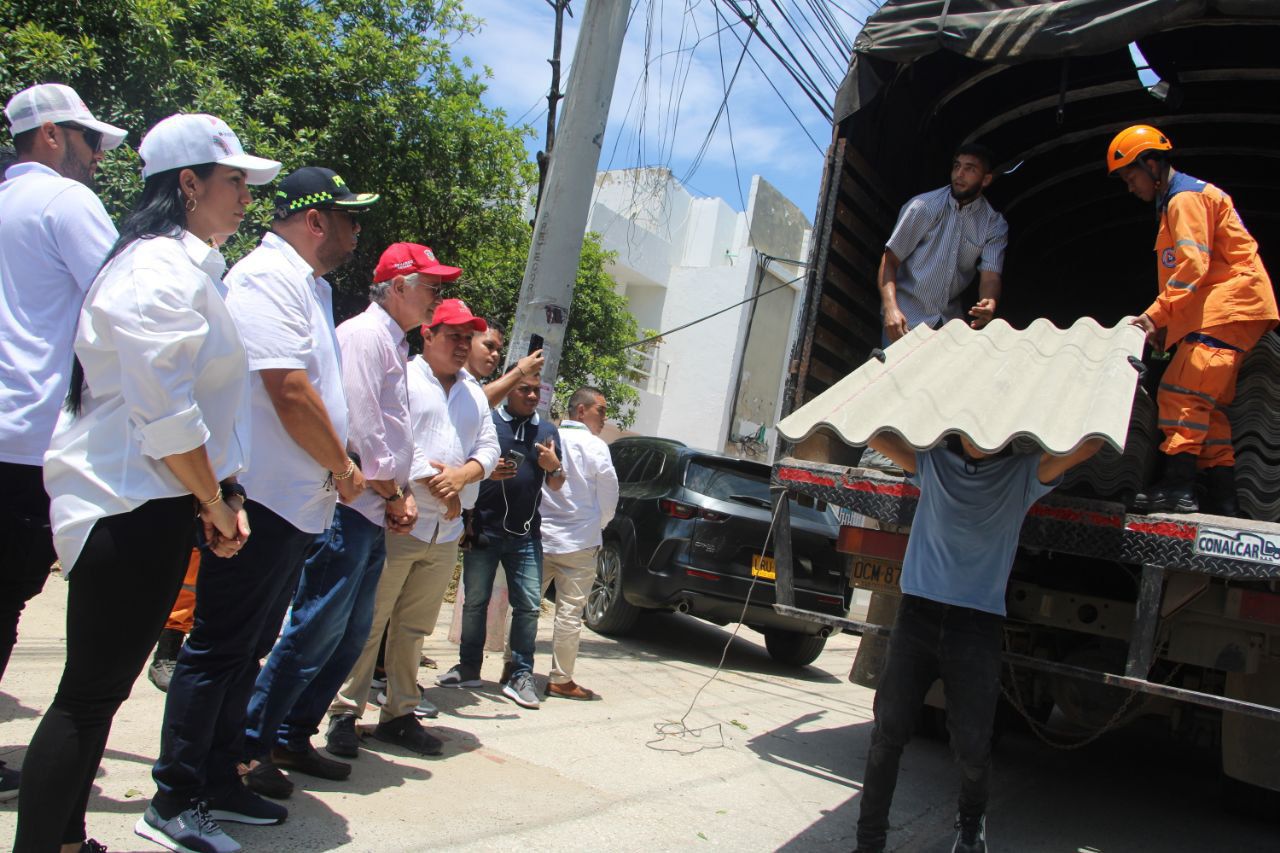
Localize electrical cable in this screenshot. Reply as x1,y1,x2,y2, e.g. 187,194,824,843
620,256,806,351
711,1,825,155
646,493,786,754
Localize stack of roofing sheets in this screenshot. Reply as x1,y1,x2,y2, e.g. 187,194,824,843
1227,332,1280,522
1058,388,1158,503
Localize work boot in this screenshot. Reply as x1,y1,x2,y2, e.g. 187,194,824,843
1132,453,1198,514
148,628,184,693
1203,466,1241,517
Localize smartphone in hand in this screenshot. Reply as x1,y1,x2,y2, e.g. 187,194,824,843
505,448,526,469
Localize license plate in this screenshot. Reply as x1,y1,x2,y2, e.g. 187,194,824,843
850,557,902,594
751,554,776,580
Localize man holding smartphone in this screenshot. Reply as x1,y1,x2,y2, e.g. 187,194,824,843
437,374,565,708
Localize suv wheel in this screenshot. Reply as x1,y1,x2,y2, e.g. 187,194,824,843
763,629,827,667
586,540,641,636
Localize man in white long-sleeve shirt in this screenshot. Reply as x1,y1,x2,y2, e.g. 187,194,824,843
329,298,499,754
538,386,618,700
0,85,125,707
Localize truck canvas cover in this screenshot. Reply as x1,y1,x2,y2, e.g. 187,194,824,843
839,0,1275,120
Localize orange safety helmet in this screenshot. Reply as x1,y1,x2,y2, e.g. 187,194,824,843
1107,124,1172,173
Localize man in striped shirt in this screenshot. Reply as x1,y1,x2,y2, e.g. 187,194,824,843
878,144,1009,344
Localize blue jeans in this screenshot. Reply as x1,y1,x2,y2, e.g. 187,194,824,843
244,504,386,757
855,595,1004,851
460,533,542,677
152,502,315,813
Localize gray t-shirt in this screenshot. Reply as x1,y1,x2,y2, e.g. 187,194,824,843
902,445,1058,616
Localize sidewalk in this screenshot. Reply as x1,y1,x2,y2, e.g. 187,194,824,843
0,575,873,851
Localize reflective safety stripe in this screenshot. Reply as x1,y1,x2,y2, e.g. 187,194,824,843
1158,417,1210,431
1158,382,1218,405
1166,278,1197,291
1202,438,1233,446
1175,238,1211,255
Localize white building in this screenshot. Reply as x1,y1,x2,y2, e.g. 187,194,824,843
588,167,811,462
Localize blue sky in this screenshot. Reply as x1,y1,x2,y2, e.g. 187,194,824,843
456,0,878,222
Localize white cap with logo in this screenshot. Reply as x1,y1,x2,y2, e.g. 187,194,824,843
138,113,281,185
4,83,128,150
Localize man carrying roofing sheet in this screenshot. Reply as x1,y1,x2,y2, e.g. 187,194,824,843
852,432,1101,853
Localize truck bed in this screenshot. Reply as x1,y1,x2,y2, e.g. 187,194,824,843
773,456,1280,581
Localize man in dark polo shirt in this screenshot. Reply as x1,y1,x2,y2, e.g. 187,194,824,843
436,373,564,709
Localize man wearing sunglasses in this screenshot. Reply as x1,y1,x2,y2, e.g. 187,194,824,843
0,82,126,801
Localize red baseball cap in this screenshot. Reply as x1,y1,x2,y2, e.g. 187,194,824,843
373,242,462,283
424,298,488,333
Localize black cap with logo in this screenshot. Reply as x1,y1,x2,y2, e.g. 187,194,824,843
273,167,380,219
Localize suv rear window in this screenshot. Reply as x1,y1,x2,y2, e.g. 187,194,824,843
684,459,833,526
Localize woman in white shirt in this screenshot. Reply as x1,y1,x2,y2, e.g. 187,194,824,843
14,114,279,853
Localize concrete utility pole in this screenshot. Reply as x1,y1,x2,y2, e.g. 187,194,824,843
506,0,630,415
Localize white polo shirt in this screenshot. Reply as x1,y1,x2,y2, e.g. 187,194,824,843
0,162,118,466
406,359,500,544
44,232,250,573
539,420,619,555
225,232,347,533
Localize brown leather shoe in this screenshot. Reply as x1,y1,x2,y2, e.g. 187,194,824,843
547,680,596,701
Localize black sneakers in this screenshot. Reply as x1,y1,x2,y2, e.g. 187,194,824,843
374,713,444,756
0,761,20,803
325,713,361,758
952,813,987,853
435,664,482,688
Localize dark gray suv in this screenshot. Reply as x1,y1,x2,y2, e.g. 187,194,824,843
586,437,850,667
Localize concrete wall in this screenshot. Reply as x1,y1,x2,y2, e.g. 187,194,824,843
586,168,810,454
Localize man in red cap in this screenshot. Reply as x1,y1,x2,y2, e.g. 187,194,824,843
328,298,500,754
243,242,461,789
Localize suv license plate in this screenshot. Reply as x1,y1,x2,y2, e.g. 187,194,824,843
851,558,902,594
751,554,776,580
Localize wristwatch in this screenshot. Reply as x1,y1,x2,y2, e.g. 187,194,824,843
548,467,563,478
384,484,405,502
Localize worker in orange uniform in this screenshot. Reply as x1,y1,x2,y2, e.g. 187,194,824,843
1108,124,1278,515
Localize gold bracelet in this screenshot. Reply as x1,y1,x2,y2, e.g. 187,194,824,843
199,489,223,508
333,459,357,481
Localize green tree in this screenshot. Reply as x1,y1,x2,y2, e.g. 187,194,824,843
0,0,641,423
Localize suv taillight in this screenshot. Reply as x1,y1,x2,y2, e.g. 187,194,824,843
659,499,697,519
659,499,726,521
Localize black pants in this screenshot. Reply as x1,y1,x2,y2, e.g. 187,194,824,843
14,496,196,851
0,462,57,680
855,595,1004,851
152,501,316,815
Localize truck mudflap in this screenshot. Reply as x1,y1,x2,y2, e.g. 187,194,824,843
765,458,1280,730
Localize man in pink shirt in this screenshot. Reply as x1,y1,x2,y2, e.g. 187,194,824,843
243,243,457,794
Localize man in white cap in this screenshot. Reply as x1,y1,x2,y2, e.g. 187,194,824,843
0,84,126,799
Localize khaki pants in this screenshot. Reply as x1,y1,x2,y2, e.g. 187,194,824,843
330,531,458,722
543,547,598,685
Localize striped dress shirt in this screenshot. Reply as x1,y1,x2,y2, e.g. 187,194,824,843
885,185,1009,331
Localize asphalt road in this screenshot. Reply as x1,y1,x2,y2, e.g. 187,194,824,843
1,579,1275,851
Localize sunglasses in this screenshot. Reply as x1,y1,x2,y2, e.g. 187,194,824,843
58,123,103,154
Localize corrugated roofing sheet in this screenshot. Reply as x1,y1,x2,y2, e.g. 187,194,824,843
777,317,1145,454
